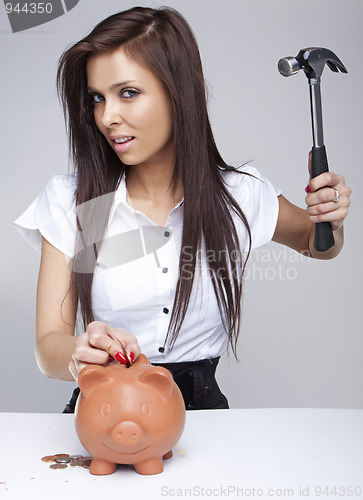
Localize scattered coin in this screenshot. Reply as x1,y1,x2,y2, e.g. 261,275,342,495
41,455,58,463
55,454,70,460
56,456,71,464
42,453,92,470
50,463,68,470
70,458,83,467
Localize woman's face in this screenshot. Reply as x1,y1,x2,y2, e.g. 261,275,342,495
86,48,174,170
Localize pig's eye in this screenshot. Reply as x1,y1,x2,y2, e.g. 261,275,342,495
141,402,150,415
101,402,111,416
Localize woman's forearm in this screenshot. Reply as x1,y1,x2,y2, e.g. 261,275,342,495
35,331,76,381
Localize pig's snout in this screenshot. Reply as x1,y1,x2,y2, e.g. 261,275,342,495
111,421,145,446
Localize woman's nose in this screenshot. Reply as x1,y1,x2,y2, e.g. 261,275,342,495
101,99,123,128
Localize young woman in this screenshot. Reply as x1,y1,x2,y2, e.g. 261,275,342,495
15,6,351,411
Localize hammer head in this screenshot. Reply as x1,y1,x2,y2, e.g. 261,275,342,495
278,47,347,79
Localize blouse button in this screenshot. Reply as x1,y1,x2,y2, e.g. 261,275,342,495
158,347,165,353
162,267,168,273
164,231,170,238
163,307,169,314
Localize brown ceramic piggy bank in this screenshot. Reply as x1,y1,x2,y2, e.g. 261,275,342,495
74,353,185,476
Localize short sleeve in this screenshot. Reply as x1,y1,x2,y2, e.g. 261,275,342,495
14,174,77,257
225,166,280,251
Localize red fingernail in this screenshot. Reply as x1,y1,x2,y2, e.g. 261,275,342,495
305,185,311,193
108,355,114,363
129,352,135,363
115,352,127,365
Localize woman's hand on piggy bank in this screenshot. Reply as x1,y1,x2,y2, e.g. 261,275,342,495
69,321,141,380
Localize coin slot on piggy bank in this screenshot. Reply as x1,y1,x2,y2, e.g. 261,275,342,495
74,353,186,475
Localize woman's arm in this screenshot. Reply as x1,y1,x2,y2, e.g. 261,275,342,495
36,238,141,381
272,170,351,259
36,237,77,380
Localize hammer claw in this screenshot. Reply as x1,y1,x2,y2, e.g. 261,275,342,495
326,59,348,74
326,61,339,73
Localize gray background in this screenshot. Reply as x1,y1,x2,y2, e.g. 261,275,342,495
1,0,362,412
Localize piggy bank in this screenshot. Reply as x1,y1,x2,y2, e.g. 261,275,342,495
74,353,186,475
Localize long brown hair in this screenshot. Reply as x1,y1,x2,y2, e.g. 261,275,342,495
57,6,251,356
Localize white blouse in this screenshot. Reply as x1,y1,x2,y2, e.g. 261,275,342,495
15,166,280,363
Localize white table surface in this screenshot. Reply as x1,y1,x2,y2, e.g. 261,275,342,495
0,409,362,499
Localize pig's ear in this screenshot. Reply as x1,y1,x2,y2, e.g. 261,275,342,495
134,353,150,365
139,367,173,401
78,365,113,396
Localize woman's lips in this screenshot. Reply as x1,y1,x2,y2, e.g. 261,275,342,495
110,135,135,153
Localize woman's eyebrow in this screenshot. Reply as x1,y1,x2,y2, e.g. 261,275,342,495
87,80,139,92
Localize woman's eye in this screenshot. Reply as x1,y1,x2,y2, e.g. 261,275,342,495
121,88,139,99
89,93,104,104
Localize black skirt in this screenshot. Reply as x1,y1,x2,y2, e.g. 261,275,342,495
63,357,228,413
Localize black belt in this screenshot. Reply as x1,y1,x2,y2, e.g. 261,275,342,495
63,357,228,413
153,357,229,410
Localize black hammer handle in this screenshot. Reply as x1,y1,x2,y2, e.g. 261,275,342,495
311,145,335,251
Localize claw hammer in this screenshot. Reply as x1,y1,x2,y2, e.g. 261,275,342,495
278,47,347,251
